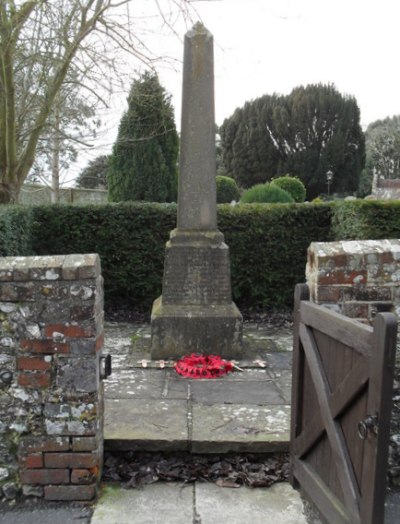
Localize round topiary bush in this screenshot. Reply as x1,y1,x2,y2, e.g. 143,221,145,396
216,175,240,203
270,175,306,203
240,183,294,203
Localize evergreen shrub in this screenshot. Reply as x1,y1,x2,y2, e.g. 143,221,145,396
331,199,400,239
219,203,333,308
216,176,240,203
0,206,33,256
240,183,294,203
108,72,178,203
270,175,306,203
30,203,176,310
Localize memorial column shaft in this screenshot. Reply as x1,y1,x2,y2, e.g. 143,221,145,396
178,25,217,231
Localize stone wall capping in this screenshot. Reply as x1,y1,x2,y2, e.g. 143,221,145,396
62,254,100,281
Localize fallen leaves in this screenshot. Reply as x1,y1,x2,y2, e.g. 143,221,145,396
102,451,289,489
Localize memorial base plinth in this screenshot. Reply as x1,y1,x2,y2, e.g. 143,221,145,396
150,296,243,360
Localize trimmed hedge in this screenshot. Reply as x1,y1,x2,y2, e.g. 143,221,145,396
0,206,33,256
30,203,176,309
331,199,400,240
1,199,400,312
219,203,333,309
0,202,332,311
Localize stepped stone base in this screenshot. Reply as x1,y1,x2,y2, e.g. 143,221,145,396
150,297,243,359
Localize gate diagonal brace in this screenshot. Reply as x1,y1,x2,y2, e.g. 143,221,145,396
298,323,361,519
293,339,369,458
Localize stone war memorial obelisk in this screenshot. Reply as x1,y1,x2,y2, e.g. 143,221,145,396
150,23,243,359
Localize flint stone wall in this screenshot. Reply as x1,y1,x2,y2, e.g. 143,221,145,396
0,254,104,501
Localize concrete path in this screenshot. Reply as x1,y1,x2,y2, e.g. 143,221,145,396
91,482,309,524
103,321,293,453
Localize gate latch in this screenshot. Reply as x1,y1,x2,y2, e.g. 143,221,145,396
99,354,112,380
358,414,378,440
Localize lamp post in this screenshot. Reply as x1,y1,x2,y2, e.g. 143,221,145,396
326,170,333,198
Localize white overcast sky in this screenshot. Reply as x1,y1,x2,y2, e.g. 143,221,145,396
70,0,400,180
142,0,400,129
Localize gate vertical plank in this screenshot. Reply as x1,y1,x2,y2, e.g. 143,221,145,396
360,313,397,524
290,283,310,488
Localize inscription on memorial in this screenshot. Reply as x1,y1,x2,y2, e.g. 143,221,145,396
163,245,232,305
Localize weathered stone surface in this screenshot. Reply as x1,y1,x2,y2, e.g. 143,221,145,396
162,232,232,305
104,369,164,399
196,482,308,524
104,319,294,455
104,398,188,451
56,358,99,393
91,484,194,524
191,403,290,453
90,482,312,524
0,254,104,501
307,240,400,322
178,23,217,230
1,481,19,499
191,376,285,405
151,298,242,359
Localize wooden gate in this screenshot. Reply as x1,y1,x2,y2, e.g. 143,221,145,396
290,284,397,524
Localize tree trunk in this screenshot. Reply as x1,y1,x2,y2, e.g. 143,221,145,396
0,180,19,204
50,104,61,204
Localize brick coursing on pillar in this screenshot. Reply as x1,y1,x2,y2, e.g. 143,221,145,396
0,254,104,501
306,240,400,323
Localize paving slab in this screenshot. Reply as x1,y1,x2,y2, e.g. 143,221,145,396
268,369,292,403
0,503,92,524
264,351,292,370
195,482,308,524
162,371,190,400
104,399,188,451
91,484,194,524
190,376,285,405
191,403,290,453
104,369,165,399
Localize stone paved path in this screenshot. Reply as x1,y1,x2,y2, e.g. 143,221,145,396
98,321,400,524
103,321,293,453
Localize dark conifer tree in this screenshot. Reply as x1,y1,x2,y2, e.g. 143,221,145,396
76,155,109,189
108,72,179,202
220,84,365,199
